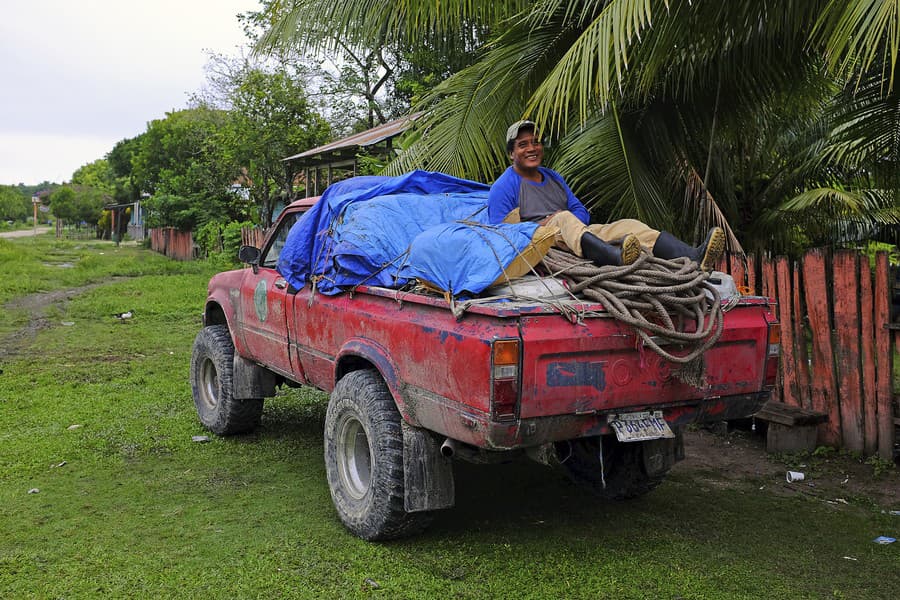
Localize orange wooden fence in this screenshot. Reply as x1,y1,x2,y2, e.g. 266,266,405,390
149,228,195,261
715,250,896,459
241,226,266,248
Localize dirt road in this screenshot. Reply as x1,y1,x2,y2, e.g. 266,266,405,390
0,226,50,239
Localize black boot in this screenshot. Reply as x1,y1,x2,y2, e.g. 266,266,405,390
652,228,724,271
580,232,641,267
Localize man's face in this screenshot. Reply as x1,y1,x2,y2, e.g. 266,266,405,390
510,128,543,171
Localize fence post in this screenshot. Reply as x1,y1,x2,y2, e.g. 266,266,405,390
833,251,864,452
859,255,878,456
776,257,799,407
874,252,894,460
803,249,842,446
791,264,811,408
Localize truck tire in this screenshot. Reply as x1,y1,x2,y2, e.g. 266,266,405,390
324,369,432,540
190,325,263,435
556,435,671,500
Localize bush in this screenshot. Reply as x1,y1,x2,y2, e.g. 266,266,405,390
196,220,253,269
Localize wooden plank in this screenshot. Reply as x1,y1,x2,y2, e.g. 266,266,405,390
746,253,757,295
874,252,894,459
859,256,878,455
833,251,863,453
730,254,746,290
803,249,842,446
762,254,776,300
755,400,829,426
793,263,811,409
714,251,728,275
761,254,782,402
776,257,799,407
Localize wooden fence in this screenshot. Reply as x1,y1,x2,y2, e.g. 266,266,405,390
241,226,266,248
715,250,896,459
149,228,195,261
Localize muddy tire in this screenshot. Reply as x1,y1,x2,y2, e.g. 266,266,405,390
556,435,673,500
324,369,432,540
190,325,263,435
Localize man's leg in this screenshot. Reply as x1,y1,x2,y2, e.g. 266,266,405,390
589,219,660,250
547,212,639,266
652,227,725,271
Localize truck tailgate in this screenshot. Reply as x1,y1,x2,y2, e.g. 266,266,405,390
518,304,769,418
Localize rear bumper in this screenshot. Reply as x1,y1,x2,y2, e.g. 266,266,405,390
404,387,769,451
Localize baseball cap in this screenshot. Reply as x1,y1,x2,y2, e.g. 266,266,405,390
505,120,536,143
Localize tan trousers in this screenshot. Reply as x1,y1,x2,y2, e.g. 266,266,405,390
504,209,660,257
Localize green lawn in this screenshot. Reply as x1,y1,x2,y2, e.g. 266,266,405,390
1,236,897,599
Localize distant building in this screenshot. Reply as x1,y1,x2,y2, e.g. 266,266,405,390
283,112,421,198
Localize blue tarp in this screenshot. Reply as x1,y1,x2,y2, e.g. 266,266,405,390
277,170,539,295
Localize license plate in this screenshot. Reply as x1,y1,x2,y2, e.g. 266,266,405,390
609,411,675,442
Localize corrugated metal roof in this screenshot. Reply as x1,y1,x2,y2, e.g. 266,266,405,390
283,112,422,161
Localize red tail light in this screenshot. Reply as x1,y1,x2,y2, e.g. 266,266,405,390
491,339,520,420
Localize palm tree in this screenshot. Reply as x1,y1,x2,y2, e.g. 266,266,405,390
256,0,900,253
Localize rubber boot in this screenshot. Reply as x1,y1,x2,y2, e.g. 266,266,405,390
652,227,725,271
580,232,641,267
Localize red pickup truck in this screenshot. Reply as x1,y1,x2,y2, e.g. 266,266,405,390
190,196,780,540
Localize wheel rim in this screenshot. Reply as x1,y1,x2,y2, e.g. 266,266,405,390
336,416,372,499
198,357,219,411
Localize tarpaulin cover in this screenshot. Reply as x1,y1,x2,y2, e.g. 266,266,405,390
277,170,539,295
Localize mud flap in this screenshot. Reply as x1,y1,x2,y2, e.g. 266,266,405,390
232,354,277,399
401,422,455,513
641,431,685,477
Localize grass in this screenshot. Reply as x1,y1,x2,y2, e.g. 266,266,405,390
1,235,898,599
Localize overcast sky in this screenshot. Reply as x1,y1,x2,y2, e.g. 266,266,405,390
0,0,261,186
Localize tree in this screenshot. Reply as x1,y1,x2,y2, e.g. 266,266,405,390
0,185,29,221
251,0,487,134
132,107,246,231
217,65,331,227
257,0,900,253
106,136,143,204
49,185,105,226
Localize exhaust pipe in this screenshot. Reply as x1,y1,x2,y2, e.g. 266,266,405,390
440,438,457,458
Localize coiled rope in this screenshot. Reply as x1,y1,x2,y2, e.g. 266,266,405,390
541,247,724,387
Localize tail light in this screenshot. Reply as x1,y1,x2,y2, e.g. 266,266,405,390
491,339,520,420
764,316,781,389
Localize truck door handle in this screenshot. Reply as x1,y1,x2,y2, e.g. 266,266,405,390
274,277,287,289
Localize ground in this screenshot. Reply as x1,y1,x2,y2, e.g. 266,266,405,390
679,425,900,511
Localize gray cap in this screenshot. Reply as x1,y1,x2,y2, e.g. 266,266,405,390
505,120,536,143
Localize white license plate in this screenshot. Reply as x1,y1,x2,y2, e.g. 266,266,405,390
609,411,675,442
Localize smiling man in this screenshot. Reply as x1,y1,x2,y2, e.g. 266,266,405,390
488,120,725,270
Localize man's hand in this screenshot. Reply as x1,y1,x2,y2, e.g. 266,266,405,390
537,211,560,226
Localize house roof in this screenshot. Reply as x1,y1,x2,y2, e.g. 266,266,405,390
283,112,422,162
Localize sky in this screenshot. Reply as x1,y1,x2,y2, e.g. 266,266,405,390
0,0,262,186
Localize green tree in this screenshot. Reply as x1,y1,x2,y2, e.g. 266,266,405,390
258,0,900,253
251,0,485,133
0,186,29,222
132,107,245,231
219,65,331,227
49,185,105,226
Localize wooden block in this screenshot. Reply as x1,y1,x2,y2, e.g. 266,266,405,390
756,401,828,426
767,423,819,453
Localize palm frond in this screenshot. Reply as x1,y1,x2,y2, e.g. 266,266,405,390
682,166,744,254
524,0,661,134
386,20,582,180
255,0,525,57
815,0,900,92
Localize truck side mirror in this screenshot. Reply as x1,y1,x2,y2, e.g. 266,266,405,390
238,245,261,274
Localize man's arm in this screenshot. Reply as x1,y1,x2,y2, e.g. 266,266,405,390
487,168,519,223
